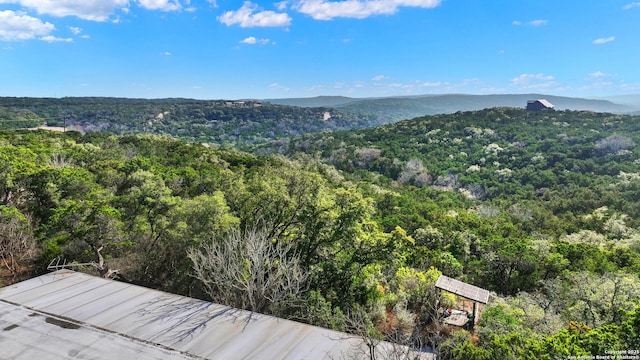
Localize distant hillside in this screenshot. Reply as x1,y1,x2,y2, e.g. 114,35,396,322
264,95,357,107
0,107,43,129
0,97,382,148
264,108,640,205
266,94,633,122
594,94,640,110
2,95,633,149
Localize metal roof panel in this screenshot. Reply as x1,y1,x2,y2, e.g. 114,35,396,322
435,275,490,304
0,270,435,359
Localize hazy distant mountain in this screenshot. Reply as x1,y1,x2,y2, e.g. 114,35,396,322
593,94,640,110
263,96,357,107
3,94,635,149
266,94,634,122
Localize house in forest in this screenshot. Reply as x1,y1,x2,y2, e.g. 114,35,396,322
526,99,555,111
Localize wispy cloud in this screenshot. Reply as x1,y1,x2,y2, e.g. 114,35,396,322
370,76,446,90
575,71,618,93
67,26,90,39
623,2,640,9
219,2,291,27
0,10,55,41
269,82,290,91
587,71,615,79
162,51,172,55
593,36,615,45
40,35,73,42
138,0,182,11
529,19,548,26
0,1,185,22
275,1,288,11
240,36,271,45
511,73,556,90
305,77,485,96
68,26,82,35
513,19,548,26
512,73,554,85
0,0,129,22
292,0,441,21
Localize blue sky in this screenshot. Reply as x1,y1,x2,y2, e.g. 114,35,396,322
0,0,638,99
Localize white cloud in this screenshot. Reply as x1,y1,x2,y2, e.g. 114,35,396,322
0,10,55,41
67,26,90,38
269,82,290,91
218,2,292,27
137,0,181,11
593,36,615,45
275,1,288,10
513,19,547,26
242,36,257,44
0,0,185,21
619,82,640,91
293,0,441,20
528,19,547,26
68,26,82,35
163,51,171,55
511,73,556,91
422,81,442,87
40,35,72,42
511,73,554,85
371,74,386,81
587,71,615,79
306,84,326,91
584,71,616,90
240,36,271,44
0,0,129,21
623,2,640,9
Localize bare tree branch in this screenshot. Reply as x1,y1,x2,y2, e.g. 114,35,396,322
188,225,308,315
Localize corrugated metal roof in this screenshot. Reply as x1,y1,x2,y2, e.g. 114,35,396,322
537,99,555,108
435,275,490,304
527,99,554,108
0,301,195,360
0,270,434,359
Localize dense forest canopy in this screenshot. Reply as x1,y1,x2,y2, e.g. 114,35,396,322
1,105,640,358
0,97,384,148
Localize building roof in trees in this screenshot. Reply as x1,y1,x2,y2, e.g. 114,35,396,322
0,270,434,360
435,275,490,304
526,99,555,110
